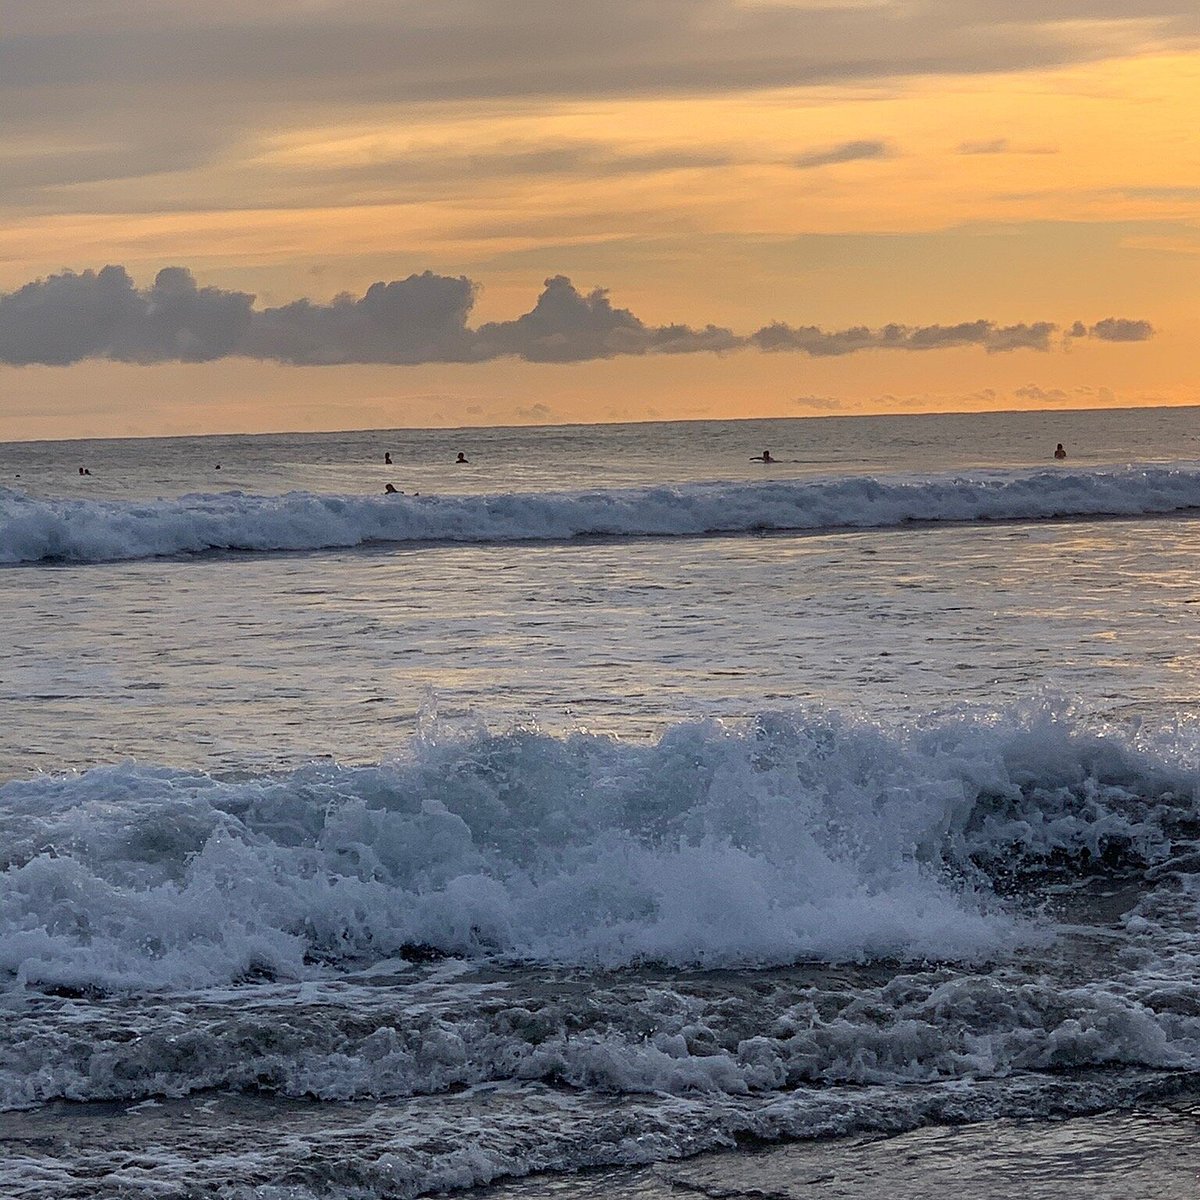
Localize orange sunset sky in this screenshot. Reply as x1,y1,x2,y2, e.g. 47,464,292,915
1,1,1197,439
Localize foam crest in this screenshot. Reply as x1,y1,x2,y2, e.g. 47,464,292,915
2,706,1192,995
4,463,1200,563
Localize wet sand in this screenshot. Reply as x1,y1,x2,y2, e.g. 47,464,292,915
3,1094,1199,1197
483,1102,1200,1200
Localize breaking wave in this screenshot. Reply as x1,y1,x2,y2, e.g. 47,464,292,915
4,463,1200,563
7,701,1200,1185
2,705,1195,996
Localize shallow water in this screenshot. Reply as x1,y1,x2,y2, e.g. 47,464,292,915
3,514,1200,778
488,1099,1200,1200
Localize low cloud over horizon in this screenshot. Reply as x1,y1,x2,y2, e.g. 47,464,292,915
0,265,1155,369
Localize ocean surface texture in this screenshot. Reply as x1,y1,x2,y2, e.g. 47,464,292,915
3,408,1200,1198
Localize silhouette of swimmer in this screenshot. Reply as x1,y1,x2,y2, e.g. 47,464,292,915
78,466,85,475
384,483,400,494
750,450,775,463
78,466,92,475
214,463,221,470
455,452,469,464
1054,444,1067,460
384,452,392,465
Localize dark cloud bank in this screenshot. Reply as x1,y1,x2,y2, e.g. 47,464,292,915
0,266,1154,368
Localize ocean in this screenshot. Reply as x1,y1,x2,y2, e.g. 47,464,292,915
3,407,1200,1197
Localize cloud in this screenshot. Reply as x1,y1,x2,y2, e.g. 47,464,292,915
794,140,889,170
0,265,254,366
957,138,1011,154
179,141,738,216
750,318,1060,355
514,402,555,422
472,275,742,363
791,394,844,412
1067,317,1155,342
1089,317,1155,342
1014,384,1070,402
1111,186,1200,201
4,1,1197,196
1073,385,1117,403
954,139,1058,155
475,276,651,363
243,272,477,365
0,265,1156,368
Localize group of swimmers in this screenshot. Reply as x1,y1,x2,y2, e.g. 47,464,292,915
748,444,1069,465
75,464,222,476
378,442,1072,492
383,450,470,493
66,440,1071,495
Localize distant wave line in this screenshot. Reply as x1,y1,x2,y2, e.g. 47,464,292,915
3,465,1200,564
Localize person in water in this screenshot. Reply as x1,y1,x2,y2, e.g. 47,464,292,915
750,450,775,463
456,452,469,464
384,483,400,494
1054,444,1067,460
384,452,392,465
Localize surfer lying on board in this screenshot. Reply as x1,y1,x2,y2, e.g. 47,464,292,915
750,450,775,463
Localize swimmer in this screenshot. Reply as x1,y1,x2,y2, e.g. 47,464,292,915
78,466,85,475
214,463,221,470
384,452,392,465
750,450,775,463
455,452,469,464
384,483,400,494
1054,443,1067,460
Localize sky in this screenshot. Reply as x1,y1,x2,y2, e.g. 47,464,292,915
1,0,1197,439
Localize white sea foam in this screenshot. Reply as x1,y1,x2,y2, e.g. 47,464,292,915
0,706,1191,996
3,464,1200,563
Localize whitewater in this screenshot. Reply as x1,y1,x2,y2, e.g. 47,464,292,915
5,463,1200,564
5,409,1200,1199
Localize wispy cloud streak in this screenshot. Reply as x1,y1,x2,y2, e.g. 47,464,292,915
793,140,889,169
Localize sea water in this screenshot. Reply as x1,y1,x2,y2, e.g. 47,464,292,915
2,408,1200,1197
